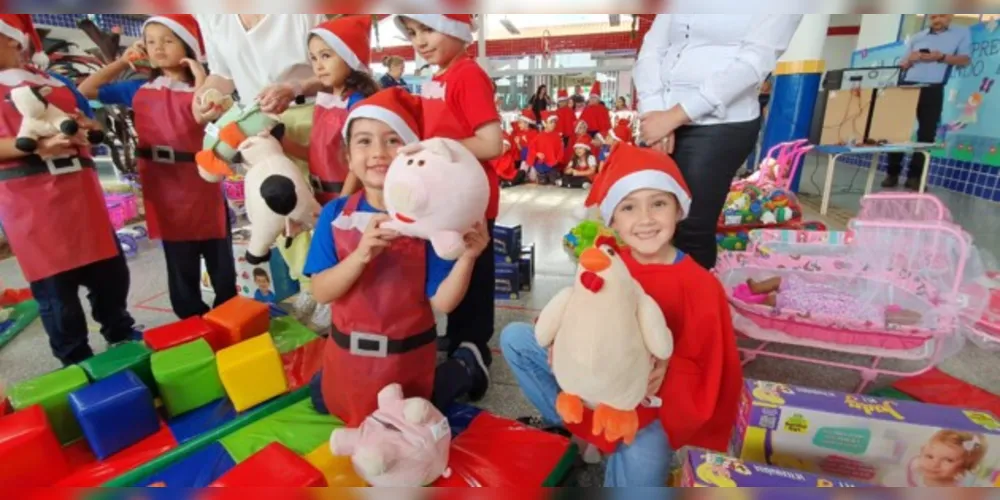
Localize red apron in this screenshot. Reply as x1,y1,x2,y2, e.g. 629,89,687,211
0,68,117,282
420,80,499,220
321,192,437,427
308,92,351,205
132,77,226,242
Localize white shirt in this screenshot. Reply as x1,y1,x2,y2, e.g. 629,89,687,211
634,14,802,124
195,14,326,104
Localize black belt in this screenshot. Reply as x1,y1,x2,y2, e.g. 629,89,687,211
310,175,343,194
137,146,196,163
331,327,437,357
0,156,95,181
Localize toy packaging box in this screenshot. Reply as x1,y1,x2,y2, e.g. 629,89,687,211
493,224,522,259
674,447,869,487
201,227,299,304
495,260,521,300
731,379,1000,487
519,244,535,292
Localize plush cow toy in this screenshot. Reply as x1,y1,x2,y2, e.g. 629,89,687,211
330,383,451,487
7,86,103,153
381,138,489,260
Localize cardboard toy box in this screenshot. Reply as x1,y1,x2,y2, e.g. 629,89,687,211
495,260,521,300
201,227,299,304
730,379,1000,487
493,224,522,259
674,447,869,487
519,244,535,292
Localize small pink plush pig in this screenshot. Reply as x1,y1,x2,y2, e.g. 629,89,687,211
381,137,489,260
329,383,451,487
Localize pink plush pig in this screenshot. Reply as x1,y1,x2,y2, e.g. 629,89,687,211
329,383,452,487
381,137,489,260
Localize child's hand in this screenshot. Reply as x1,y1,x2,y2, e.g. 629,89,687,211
120,41,146,65
459,221,490,262
352,214,399,264
646,356,667,398
182,58,208,89
36,135,77,159
536,153,544,160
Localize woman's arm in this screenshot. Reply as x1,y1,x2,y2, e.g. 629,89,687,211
634,15,671,115
460,122,504,161
310,251,367,304
429,255,476,314
78,58,131,100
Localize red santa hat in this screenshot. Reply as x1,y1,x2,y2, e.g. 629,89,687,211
609,123,632,144
143,14,205,62
590,143,691,223
517,108,535,124
342,87,422,145
542,110,558,124
310,15,372,72
589,81,602,98
0,15,48,67
557,88,569,101
395,14,475,43
573,134,593,151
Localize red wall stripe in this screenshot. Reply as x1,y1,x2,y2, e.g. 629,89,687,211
828,25,861,36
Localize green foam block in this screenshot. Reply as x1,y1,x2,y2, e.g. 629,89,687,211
78,341,156,396
269,317,319,354
151,339,226,417
219,397,342,463
8,365,89,443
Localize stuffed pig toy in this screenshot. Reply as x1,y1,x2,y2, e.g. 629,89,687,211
330,383,451,487
6,86,103,153
381,138,488,260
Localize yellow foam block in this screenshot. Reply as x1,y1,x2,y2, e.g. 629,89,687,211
304,443,367,487
216,333,288,412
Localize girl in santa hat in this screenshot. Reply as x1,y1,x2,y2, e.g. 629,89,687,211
303,88,489,426
555,88,576,147
561,141,597,189
579,81,611,138
396,14,503,408
79,15,238,321
281,15,380,205
0,14,138,365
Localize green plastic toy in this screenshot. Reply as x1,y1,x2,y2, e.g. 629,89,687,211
202,102,281,164
78,341,156,396
562,220,618,260
151,339,226,417
8,365,89,443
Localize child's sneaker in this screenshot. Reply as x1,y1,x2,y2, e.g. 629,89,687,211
453,342,490,402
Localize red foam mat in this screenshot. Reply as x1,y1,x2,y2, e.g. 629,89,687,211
55,424,177,486
280,338,324,391
892,368,1000,417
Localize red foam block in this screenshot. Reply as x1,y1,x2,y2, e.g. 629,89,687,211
210,442,326,487
56,423,177,486
280,338,324,391
144,316,227,352
0,405,70,486
892,368,1000,417
433,412,573,487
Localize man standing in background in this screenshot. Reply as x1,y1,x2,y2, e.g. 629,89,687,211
884,14,971,190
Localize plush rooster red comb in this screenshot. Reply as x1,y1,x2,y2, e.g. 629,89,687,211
594,235,619,251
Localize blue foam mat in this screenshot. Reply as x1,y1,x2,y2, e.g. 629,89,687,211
166,398,236,444
445,402,482,437
135,442,235,487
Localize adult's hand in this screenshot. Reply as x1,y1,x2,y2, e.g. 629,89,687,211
258,82,296,114
652,132,675,155
192,90,223,123
35,135,78,159
639,106,690,146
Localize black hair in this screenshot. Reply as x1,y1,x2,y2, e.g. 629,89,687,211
252,268,270,280
344,70,380,100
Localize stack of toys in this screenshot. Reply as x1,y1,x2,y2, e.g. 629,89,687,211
672,447,870,487
562,219,617,261
494,225,534,300
0,296,576,487
730,379,1000,487
200,227,299,305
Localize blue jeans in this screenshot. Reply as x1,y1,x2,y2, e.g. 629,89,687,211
500,322,674,487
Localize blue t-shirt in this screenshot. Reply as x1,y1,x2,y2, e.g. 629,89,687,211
97,79,145,108
303,195,455,298
48,72,94,119
346,91,365,109
254,289,277,304
903,26,972,85
598,145,611,162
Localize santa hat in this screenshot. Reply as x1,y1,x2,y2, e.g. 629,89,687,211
395,14,475,43
610,123,632,144
573,134,592,151
517,108,535,124
589,81,602,98
310,15,372,72
143,14,205,62
591,144,691,224
0,15,48,67
542,111,558,123
342,87,422,144
557,88,569,101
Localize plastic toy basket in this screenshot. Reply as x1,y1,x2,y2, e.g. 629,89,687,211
106,201,128,230
223,176,246,203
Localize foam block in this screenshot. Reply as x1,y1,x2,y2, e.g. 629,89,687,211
78,341,156,396
57,424,177,487
167,398,236,444
8,365,89,443
216,334,288,412
303,443,367,487
203,296,270,346
68,370,160,460
0,405,70,486
144,316,228,352
210,442,326,487
136,442,236,487
152,339,226,417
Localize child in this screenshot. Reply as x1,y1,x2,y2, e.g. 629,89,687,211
252,268,276,305
303,88,489,425
292,15,379,204
561,142,596,189
579,82,610,138
564,119,591,168
528,112,563,185
492,134,525,188
396,14,503,407
0,15,137,364
80,14,237,321
555,88,575,147
500,144,743,486
513,108,537,167
908,430,987,486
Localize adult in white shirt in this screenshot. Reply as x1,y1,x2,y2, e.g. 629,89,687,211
634,14,802,269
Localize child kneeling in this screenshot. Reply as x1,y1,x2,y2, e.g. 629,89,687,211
304,88,489,426
500,144,743,486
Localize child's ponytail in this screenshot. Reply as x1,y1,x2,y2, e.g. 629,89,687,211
344,70,380,99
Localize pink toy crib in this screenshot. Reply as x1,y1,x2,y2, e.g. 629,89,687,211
961,250,1000,351
716,193,989,391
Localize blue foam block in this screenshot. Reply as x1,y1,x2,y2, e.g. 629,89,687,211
167,398,236,444
445,402,483,437
136,442,235,487
68,369,160,460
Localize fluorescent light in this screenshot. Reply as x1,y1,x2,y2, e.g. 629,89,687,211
500,18,521,35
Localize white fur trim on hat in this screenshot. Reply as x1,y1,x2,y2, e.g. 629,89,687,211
607,129,619,141
544,115,558,122
599,170,692,224
517,115,534,123
310,28,366,72
144,16,203,60
0,21,27,49
343,104,419,145
395,15,474,43
574,142,591,150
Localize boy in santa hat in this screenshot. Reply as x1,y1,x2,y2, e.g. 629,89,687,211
527,111,564,185
0,14,139,364
492,133,525,188
513,108,537,169
555,88,576,147
500,144,743,486
579,81,611,138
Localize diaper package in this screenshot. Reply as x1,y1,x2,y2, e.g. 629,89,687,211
674,447,868,487
730,379,1000,486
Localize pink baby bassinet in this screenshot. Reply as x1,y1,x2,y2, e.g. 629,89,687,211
716,193,988,391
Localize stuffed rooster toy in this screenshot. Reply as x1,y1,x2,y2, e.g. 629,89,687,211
535,236,673,445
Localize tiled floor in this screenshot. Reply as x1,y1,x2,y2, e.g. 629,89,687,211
1,167,998,486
